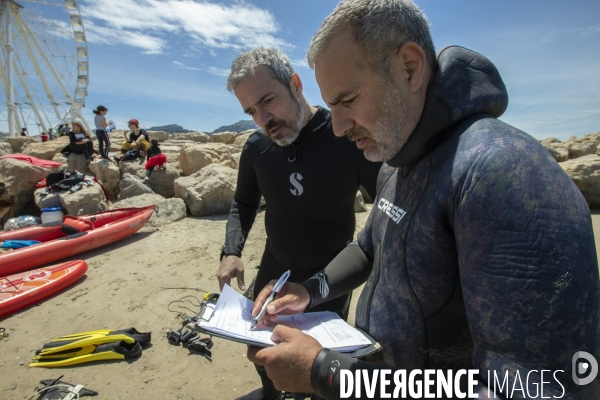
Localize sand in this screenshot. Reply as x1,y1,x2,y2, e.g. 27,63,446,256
2,208,599,400
0,207,373,400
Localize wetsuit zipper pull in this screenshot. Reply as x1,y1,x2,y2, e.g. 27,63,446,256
288,143,299,163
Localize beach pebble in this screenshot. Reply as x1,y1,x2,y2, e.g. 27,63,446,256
19,361,24,366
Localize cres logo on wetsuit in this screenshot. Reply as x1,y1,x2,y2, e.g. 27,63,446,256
377,197,407,224
290,173,304,196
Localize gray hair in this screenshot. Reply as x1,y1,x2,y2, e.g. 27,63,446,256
226,47,296,92
307,0,436,75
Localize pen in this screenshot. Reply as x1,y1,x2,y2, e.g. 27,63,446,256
250,270,291,331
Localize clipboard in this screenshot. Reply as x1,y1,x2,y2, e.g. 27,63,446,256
193,293,381,359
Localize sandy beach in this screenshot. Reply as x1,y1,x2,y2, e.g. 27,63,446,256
0,206,378,400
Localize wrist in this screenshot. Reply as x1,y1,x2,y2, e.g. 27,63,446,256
220,245,241,261
311,348,331,396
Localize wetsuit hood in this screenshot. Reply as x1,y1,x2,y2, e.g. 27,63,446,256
386,45,508,168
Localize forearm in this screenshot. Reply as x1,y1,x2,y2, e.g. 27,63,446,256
223,199,258,257
302,242,372,310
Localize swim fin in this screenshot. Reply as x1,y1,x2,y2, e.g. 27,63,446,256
29,327,150,367
30,341,143,367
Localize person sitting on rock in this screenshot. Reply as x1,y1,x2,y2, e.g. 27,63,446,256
121,119,150,156
143,139,167,183
20,128,28,137
67,121,96,165
40,132,48,142
0,182,18,252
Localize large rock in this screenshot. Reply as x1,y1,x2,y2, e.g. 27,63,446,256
5,136,38,152
159,145,182,165
210,131,236,144
52,153,67,170
119,158,146,178
233,132,252,146
559,154,600,207
66,153,92,175
22,137,69,160
0,142,13,157
111,193,186,227
179,143,237,176
161,140,196,147
354,191,367,213
174,164,237,217
118,173,155,200
172,132,210,143
544,146,569,163
34,182,108,216
145,165,179,198
147,131,169,142
0,158,54,214
89,159,121,199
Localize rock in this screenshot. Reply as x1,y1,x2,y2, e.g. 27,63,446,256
179,143,237,176
544,146,569,163
161,140,196,147
145,165,179,198
358,185,375,204
119,158,146,178
233,133,252,146
147,131,169,142
66,153,92,175
89,159,121,199
111,193,186,227
108,130,126,141
231,152,241,169
52,153,67,170
354,191,367,212
210,131,236,144
0,142,13,157
5,136,38,152
237,129,255,137
21,137,69,160
118,173,155,200
559,154,600,207
567,142,597,159
172,132,210,143
174,164,237,217
0,158,54,214
34,183,108,216
159,145,181,165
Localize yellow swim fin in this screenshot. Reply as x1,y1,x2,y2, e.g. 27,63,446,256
30,341,142,367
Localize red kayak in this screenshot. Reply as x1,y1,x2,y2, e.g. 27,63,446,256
0,260,87,318
0,206,156,276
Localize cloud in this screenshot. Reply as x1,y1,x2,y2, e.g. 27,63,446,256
290,58,309,69
172,61,203,71
577,24,600,38
207,66,230,77
80,0,291,54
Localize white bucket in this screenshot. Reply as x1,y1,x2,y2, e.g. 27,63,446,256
41,207,64,224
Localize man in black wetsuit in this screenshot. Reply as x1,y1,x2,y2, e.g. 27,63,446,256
247,1,600,399
217,47,381,400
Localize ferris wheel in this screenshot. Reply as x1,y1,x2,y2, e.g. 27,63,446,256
0,0,90,136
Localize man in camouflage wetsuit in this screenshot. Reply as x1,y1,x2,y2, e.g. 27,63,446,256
247,1,600,399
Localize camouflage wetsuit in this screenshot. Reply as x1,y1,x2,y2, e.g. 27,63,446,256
302,46,600,399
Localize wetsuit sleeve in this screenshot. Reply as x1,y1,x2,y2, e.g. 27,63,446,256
223,143,262,257
67,132,76,146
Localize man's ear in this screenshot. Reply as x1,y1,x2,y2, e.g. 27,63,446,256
290,73,303,95
391,42,427,94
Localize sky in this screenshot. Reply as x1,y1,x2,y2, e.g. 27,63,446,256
10,0,600,139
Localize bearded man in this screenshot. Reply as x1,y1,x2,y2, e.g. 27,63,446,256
247,1,600,399
217,47,382,400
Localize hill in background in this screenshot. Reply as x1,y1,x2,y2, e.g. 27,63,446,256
147,124,192,134
211,120,257,134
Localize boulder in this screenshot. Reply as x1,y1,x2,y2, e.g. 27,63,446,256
89,159,121,199
159,145,182,165
66,153,93,175
179,143,237,176
544,146,569,163
52,153,67,170
147,131,169,142
210,131,236,144
119,158,146,178
172,132,210,143
0,142,13,157
118,173,155,200
108,130,126,141
237,129,255,137
559,154,600,207
354,191,367,213
566,141,597,159
5,136,38,152
174,164,237,217
34,182,108,216
111,193,186,227
22,137,69,160
145,164,179,198
161,140,196,147
231,152,241,169
233,132,252,146
0,158,54,214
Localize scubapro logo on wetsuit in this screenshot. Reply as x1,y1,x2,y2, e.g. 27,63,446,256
378,198,407,224
290,173,304,196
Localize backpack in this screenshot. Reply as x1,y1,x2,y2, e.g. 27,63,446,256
46,170,66,187
49,171,85,192
121,149,139,161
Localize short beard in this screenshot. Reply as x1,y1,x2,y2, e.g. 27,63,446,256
364,82,413,162
267,92,305,147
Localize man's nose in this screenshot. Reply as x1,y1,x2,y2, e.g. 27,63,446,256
255,109,272,129
331,109,355,138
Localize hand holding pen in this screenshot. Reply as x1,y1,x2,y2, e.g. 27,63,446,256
250,271,311,329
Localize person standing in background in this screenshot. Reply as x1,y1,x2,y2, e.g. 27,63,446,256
93,105,111,160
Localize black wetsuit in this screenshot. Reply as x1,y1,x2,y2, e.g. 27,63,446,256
224,107,381,305
67,131,94,160
303,47,600,399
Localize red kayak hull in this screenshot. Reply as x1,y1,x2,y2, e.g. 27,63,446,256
0,260,87,319
0,206,156,276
